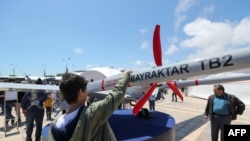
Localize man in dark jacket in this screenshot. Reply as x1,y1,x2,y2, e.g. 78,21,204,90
204,84,245,141
21,78,47,141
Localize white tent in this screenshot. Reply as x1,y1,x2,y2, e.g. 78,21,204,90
187,73,250,106
81,67,121,82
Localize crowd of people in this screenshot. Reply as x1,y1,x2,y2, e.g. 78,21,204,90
0,90,24,125
0,78,60,141
0,75,247,141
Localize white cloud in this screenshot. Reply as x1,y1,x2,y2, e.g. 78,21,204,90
168,36,178,43
134,60,144,65
165,44,179,55
140,28,148,34
181,18,232,49
140,41,148,49
134,60,154,67
174,0,196,29
162,59,170,66
73,48,83,54
180,17,250,59
175,15,187,29
175,0,196,14
202,5,215,16
231,17,250,46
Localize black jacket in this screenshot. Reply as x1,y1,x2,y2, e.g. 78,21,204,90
204,93,245,120
21,90,47,110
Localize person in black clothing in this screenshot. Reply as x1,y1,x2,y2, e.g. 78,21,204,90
172,92,177,102
16,91,26,122
21,78,47,141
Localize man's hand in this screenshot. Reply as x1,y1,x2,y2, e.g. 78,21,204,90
125,70,133,75
204,115,208,120
22,109,27,115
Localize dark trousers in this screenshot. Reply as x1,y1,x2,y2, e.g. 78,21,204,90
26,107,44,141
172,93,177,102
6,102,15,119
149,100,155,111
45,107,52,119
62,109,66,114
211,115,231,141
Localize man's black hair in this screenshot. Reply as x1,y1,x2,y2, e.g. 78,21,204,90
59,73,87,104
214,84,225,91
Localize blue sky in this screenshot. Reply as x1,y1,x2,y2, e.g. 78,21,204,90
0,0,250,76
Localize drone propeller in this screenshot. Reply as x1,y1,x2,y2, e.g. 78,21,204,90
153,24,183,101
153,24,162,67
132,24,183,115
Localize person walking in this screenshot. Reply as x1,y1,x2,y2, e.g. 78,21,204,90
21,78,47,141
204,84,245,141
148,95,155,111
172,92,177,102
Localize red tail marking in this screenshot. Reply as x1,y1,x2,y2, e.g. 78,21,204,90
195,79,199,85
101,79,105,91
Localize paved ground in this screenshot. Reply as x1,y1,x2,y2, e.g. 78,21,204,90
0,94,249,141
154,94,250,141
